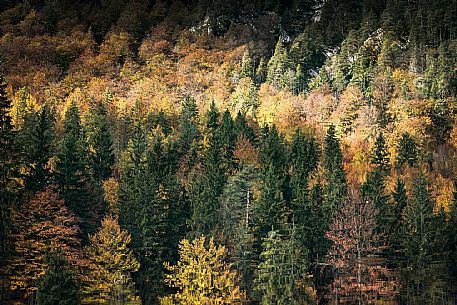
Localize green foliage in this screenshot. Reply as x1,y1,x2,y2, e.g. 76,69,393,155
240,48,254,78
387,178,408,259
85,101,114,181
402,173,433,266
396,132,418,168
371,133,390,171
254,229,308,305
36,252,80,305
0,74,15,278
118,122,171,304
324,125,347,210
256,125,288,234
219,165,259,296
19,103,55,192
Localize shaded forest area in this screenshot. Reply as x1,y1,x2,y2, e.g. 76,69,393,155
1,0,457,304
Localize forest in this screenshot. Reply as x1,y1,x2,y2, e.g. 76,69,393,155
0,0,457,304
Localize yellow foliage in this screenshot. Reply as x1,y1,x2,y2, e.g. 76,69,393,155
161,236,245,305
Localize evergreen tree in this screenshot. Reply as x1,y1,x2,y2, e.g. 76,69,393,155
20,103,55,192
83,216,140,305
371,132,390,171
254,229,308,305
219,165,259,297
289,130,319,251
0,74,15,295
177,96,200,156
218,110,237,173
401,172,435,269
118,122,170,304
396,132,418,168
323,125,347,211
388,178,408,260
255,125,288,236
205,101,219,131
240,48,254,78
255,57,267,83
85,101,114,181
234,111,256,144
400,172,447,304
55,101,96,237
36,252,80,305
361,168,389,233
267,39,292,88
447,179,457,277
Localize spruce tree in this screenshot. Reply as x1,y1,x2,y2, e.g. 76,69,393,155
85,101,114,181
289,130,319,252
388,178,408,261
401,172,435,269
219,165,259,297
396,132,418,167
400,172,447,304
0,74,15,292
255,125,288,236
324,125,347,211
234,111,256,144
371,132,390,171
118,121,169,304
55,101,98,236
254,229,308,305
447,179,457,277
36,252,80,305
20,103,55,192
241,48,254,78
218,110,237,173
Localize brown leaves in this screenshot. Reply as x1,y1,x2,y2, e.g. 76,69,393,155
10,187,81,297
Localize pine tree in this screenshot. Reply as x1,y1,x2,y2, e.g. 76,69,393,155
118,122,170,304
388,178,408,260
55,101,96,237
234,111,256,144
205,101,219,130
85,101,114,181
267,39,292,88
401,172,435,269
161,236,245,305
371,132,390,171
0,74,15,299
177,96,200,156
324,125,347,211
218,110,237,173
447,179,457,277
361,168,389,239
20,103,55,192
255,125,289,235
289,130,319,252
82,216,140,305
396,132,418,168
219,165,259,297
255,57,267,83
254,229,308,305
400,172,447,304
36,251,80,305
241,48,254,78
